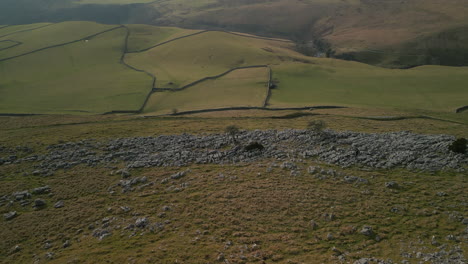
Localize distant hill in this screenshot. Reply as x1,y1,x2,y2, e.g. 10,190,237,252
0,0,467,67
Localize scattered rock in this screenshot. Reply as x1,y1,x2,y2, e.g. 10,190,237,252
135,217,149,228
385,181,399,189
4,211,17,220
45,252,54,260
63,240,71,248
92,229,111,240
360,226,374,236
12,191,31,200
280,161,297,170
171,170,189,180
54,200,64,208
33,199,46,209
32,186,51,195
10,245,21,253
116,169,131,178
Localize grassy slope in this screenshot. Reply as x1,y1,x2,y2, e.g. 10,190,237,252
143,0,468,67
125,31,293,88
0,114,466,263
0,21,115,60
269,61,468,113
143,67,270,115
125,24,201,52
0,23,51,37
0,27,152,114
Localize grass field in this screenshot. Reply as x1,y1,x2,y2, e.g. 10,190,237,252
0,21,467,119
269,62,468,113
0,41,18,50
125,31,294,89
0,27,152,114
143,67,270,115
0,23,51,38
125,24,200,52
0,21,115,60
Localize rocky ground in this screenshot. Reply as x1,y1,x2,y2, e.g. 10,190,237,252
1,129,467,176
1,129,467,263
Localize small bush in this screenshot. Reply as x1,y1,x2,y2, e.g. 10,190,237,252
225,125,240,144
449,138,467,154
307,120,326,133
244,142,264,151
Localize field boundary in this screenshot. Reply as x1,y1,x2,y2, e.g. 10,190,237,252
0,25,124,62
0,23,53,39
126,29,292,54
455,106,468,113
152,65,270,92
143,106,346,117
0,40,21,51
120,25,158,114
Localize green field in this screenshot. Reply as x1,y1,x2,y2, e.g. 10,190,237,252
0,23,51,38
0,22,115,60
125,31,294,89
269,62,468,113
0,41,18,50
0,27,152,114
125,24,200,52
0,21,467,119
144,67,270,115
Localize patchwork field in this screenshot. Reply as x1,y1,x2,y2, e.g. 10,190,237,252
143,67,270,115
125,24,201,52
124,31,293,89
0,26,152,114
0,21,467,122
0,22,114,60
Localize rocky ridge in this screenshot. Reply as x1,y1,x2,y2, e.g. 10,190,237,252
1,129,466,174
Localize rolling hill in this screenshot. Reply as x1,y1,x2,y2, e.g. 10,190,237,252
1,0,467,67
1,21,468,117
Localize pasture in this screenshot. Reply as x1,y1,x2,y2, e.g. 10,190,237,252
143,67,270,115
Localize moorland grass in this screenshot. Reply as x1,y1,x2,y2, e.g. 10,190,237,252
0,27,152,114
0,125,465,263
143,67,270,115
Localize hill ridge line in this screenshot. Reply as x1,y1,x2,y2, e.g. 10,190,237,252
126,29,292,54
0,25,124,63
